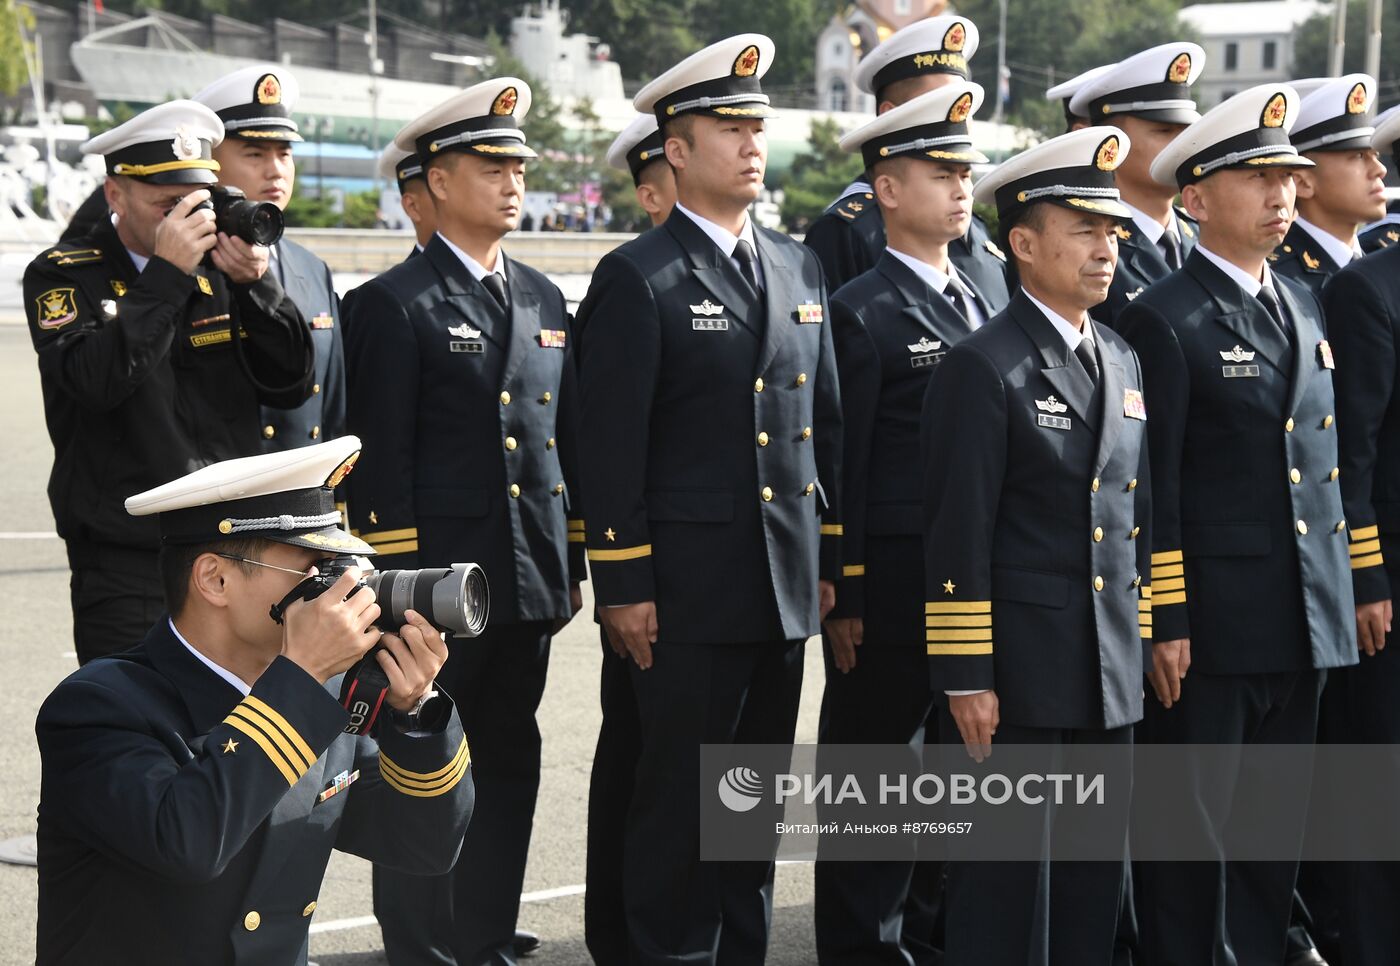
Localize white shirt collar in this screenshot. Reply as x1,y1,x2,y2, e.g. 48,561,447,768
1293,215,1361,266
1195,244,1275,298
1021,287,1094,349
674,201,758,260
886,247,985,328
1121,200,1180,247
126,247,150,274
435,231,507,283
169,618,252,696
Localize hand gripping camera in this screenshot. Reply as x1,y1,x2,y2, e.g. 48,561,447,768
195,185,285,247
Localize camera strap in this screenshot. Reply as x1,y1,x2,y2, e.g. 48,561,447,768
268,574,325,626
338,650,392,736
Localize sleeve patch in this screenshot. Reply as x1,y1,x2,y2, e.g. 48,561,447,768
35,288,79,329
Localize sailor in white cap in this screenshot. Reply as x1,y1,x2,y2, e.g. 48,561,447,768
35,436,473,965
195,64,346,457
1070,42,1206,324
379,143,437,254
920,125,1149,964
806,14,1009,309
1116,85,1356,966
1046,62,1117,132
605,112,676,229
1272,74,1386,291
814,81,990,966
1358,104,1400,253
346,78,582,966
23,98,315,665
574,34,841,964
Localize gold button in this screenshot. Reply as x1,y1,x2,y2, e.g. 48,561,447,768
262,425,276,439
1285,417,1295,432
1093,576,1105,592
1297,519,1308,535
757,432,769,446
219,519,233,535
546,437,556,449
244,911,261,931
310,425,320,440
1091,477,1101,493
1093,527,1104,542
553,482,565,495
509,484,521,498
795,372,808,386
1128,478,1138,491
541,391,552,403
761,486,774,502
754,378,765,393
1330,467,1340,481
1336,521,1347,533
1289,468,1301,484
1323,414,1334,428
312,383,321,394
1131,526,1141,539
804,482,815,496
500,391,511,405
505,436,518,451
801,426,812,440
302,901,317,918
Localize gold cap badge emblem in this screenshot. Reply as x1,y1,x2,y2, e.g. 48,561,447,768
1095,135,1121,171
947,92,973,123
491,87,519,116
256,73,282,106
943,22,966,53
1262,93,1288,128
1167,53,1191,84
734,45,760,78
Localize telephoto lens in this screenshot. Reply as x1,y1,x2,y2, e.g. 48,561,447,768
199,185,285,246
364,563,490,639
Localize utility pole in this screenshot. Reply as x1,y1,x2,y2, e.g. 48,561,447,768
1364,0,1382,84
992,0,1007,124
368,0,383,196
1329,0,1347,76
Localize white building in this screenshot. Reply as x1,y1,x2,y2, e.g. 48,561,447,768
814,0,948,114
1178,0,1330,108
509,0,624,105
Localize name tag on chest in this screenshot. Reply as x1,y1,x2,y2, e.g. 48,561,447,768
910,353,943,369
1037,414,1072,431
693,318,729,331
450,341,484,353
1222,364,1260,378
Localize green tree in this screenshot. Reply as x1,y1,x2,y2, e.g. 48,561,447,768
1,0,34,98
779,115,862,230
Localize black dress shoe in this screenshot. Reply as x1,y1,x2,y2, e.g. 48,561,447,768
1286,947,1328,966
513,929,541,958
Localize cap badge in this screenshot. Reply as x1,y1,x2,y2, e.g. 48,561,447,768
1347,82,1368,115
325,452,359,488
1095,135,1121,171
491,87,519,116
256,73,282,106
1262,93,1288,128
1167,53,1192,85
943,22,967,52
947,92,973,123
170,124,201,161
734,45,760,78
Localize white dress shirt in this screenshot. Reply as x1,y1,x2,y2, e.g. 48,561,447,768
1122,200,1183,250
169,618,252,696
436,231,508,285
1194,244,1277,300
886,247,986,328
674,201,765,290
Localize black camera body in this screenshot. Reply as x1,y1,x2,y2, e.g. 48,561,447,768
196,184,285,247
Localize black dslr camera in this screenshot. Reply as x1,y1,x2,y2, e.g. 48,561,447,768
195,184,285,247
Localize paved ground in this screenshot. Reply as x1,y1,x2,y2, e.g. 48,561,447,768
0,324,826,964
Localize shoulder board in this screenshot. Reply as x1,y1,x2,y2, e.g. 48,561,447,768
1173,207,1197,239
982,237,1006,262
44,246,106,268
831,192,877,221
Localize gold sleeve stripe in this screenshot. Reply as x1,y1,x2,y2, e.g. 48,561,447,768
926,614,992,628
1151,563,1184,578
927,642,994,656
1153,591,1187,606
1351,553,1385,570
1138,600,1153,612
567,532,587,543
379,739,470,798
588,544,653,562
224,716,300,787
926,601,992,614
821,524,844,536
359,527,418,544
1140,627,1153,639
1351,525,1380,541
381,738,470,782
372,539,419,556
926,628,993,642
232,707,313,775
568,520,586,532
1140,585,1153,599
842,564,865,577
242,695,316,769
1153,577,1186,593
1151,550,1183,565
1349,539,1382,557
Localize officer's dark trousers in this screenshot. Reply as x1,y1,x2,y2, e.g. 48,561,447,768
814,640,941,966
623,639,805,966
937,715,1132,966
66,543,164,665
374,620,552,966
586,630,641,965
1136,668,1325,966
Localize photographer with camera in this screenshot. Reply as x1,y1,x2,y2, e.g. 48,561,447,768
196,65,348,455
34,436,474,965
24,99,315,666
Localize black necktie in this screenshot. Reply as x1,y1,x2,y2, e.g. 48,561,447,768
1257,285,1291,339
1159,232,1182,270
481,272,508,311
944,278,971,325
1075,337,1099,385
734,239,761,296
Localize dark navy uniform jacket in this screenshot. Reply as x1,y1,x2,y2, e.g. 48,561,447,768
1271,220,1349,297
575,209,842,644
804,184,1011,311
24,216,315,552
1324,244,1400,603
1117,250,1357,674
920,292,1152,730
1358,209,1400,255
259,239,346,451
35,619,474,966
827,250,983,644
343,236,586,625
1091,208,1198,326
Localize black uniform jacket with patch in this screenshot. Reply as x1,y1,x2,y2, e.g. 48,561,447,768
920,291,1152,730
1323,244,1400,604
1116,250,1357,674
574,208,842,644
827,250,984,643
1091,208,1198,327
24,217,315,551
1271,220,1349,297
35,619,474,966
342,235,586,625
